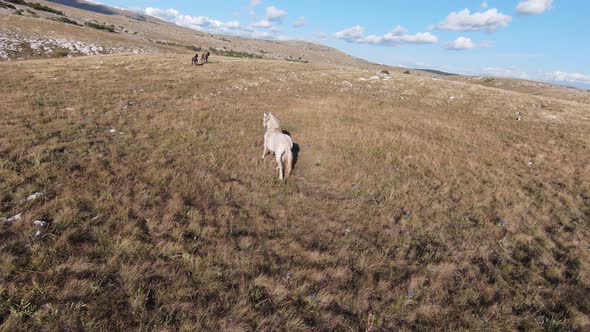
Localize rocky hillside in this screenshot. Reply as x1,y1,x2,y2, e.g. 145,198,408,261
0,0,369,67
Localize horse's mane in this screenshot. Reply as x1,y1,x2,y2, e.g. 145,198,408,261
266,113,281,130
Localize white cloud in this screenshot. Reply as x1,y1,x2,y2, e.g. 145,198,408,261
265,6,287,21
435,8,511,32
516,0,553,14
250,0,261,8
481,1,488,9
251,19,272,28
141,7,290,40
481,67,530,79
293,16,306,28
144,8,241,31
335,25,365,41
335,25,437,46
447,36,488,50
479,68,590,86
546,71,590,84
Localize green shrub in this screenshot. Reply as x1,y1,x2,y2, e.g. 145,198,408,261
212,49,261,58
4,0,64,15
85,21,115,33
4,0,26,5
26,2,64,15
55,49,69,57
0,2,17,9
55,16,80,26
285,56,308,63
184,45,201,52
154,40,202,52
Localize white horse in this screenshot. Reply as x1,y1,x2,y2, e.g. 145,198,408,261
262,113,293,180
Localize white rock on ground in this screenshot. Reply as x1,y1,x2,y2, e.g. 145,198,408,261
33,220,49,227
26,192,43,201
1,213,22,223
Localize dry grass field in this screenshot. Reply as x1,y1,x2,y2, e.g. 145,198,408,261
1,54,590,330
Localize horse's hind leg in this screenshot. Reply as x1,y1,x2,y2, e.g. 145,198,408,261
261,145,268,159
276,152,284,180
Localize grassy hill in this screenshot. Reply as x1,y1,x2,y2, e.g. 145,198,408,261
0,0,372,67
1,53,589,330
2,0,589,103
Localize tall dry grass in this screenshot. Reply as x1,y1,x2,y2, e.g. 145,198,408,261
0,54,589,330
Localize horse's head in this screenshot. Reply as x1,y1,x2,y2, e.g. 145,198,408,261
263,112,280,130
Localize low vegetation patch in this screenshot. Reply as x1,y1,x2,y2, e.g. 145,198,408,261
212,48,261,58
5,0,63,15
183,45,201,52
25,2,63,15
0,1,16,9
3,0,25,4
285,55,309,63
54,49,69,57
84,21,115,33
54,16,80,26
154,40,201,52
24,8,36,16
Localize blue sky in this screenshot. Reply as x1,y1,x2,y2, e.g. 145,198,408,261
89,0,590,87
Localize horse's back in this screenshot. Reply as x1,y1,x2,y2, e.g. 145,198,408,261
265,131,293,152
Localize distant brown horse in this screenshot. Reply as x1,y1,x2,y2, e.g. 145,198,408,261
202,51,210,64
192,53,199,65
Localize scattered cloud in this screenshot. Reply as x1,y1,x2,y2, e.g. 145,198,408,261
251,19,273,28
480,67,590,86
435,8,511,32
249,0,261,8
293,16,306,28
481,1,488,9
447,36,489,50
335,25,437,46
265,6,287,21
545,71,590,84
141,7,289,40
516,0,553,14
144,8,241,31
335,25,364,41
481,66,531,79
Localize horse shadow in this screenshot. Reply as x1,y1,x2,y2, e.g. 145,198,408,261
282,130,300,170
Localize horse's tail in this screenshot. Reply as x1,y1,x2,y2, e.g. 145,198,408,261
285,149,293,178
